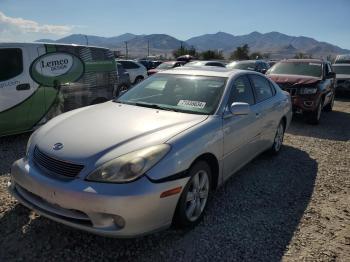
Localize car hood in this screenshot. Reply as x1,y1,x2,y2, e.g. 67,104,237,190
34,101,207,166
268,74,321,86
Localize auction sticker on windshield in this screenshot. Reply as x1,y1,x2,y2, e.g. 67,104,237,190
178,100,206,109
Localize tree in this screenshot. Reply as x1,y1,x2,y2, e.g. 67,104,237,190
200,50,224,60
249,52,263,60
294,52,312,59
230,44,250,60
172,45,199,59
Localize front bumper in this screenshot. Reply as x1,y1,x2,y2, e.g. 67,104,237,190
289,95,320,113
9,158,188,237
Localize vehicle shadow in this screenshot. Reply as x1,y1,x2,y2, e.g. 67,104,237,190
0,133,29,176
0,145,317,261
287,110,350,142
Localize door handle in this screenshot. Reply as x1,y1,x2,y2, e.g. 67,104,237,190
255,112,261,118
16,83,30,91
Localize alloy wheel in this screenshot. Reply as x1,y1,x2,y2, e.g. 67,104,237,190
274,123,284,152
185,170,210,222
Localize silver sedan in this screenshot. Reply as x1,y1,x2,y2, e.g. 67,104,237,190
9,67,292,237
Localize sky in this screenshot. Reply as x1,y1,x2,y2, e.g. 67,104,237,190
1,0,350,49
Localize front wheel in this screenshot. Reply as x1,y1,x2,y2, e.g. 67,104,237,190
269,121,285,155
173,161,211,228
324,94,334,112
306,101,322,125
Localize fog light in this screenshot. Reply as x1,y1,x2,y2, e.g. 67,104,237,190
304,101,314,107
113,215,125,228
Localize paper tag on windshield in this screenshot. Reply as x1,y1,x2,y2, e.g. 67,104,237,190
178,100,206,109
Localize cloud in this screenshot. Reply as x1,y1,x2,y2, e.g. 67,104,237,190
0,11,72,36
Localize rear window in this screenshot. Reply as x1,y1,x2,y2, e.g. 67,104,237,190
269,61,322,78
0,48,23,82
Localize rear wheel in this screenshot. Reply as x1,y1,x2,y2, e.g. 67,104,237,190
116,85,129,96
306,100,322,125
173,161,211,228
269,120,285,155
90,97,107,105
134,76,144,84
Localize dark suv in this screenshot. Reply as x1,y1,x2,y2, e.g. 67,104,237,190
267,59,336,124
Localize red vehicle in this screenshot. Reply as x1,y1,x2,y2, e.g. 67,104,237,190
148,61,186,75
267,59,336,124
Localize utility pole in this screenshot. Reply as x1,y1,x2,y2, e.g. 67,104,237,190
147,40,150,57
84,35,89,46
125,41,128,59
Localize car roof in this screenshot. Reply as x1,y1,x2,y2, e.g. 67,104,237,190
0,42,109,50
280,59,324,63
158,66,255,78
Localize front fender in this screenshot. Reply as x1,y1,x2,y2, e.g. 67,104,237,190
146,117,223,182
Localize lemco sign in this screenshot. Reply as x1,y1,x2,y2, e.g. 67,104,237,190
30,52,84,87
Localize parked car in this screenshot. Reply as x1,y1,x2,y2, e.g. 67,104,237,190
334,54,350,64
147,61,186,75
184,60,226,68
138,59,163,70
10,67,292,237
176,54,194,63
116,60,148,84
0,43,118,137
267,59,336,124
268,60,279,67
226,60,270,74
332,63,350,94
116,62,132,96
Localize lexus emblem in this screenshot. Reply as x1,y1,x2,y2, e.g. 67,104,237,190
53,143,64,150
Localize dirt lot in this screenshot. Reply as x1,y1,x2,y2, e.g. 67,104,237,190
0,99,349,262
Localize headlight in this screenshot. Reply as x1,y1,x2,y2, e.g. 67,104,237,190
299,88,318,95
86,144,171,183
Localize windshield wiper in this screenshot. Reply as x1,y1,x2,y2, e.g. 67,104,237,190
134,102,178,112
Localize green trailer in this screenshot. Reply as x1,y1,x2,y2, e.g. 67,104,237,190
0,43,118,137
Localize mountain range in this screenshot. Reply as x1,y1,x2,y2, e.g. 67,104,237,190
36,31,350,59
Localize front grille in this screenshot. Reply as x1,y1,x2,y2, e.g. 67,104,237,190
33,147,84,178
337,80,345,84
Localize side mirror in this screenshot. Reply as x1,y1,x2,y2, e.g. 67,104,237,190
326,72,336,79
229,102,251,116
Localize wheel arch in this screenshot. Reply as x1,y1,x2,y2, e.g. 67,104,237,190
190,153,220,190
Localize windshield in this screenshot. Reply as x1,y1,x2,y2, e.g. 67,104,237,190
116,74,227,115
269,62,322,78
157,63,174,69
333,65,350,75
227,62,255,70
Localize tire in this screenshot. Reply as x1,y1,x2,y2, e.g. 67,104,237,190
173,161,212,228
116,85,129,97
306,100,322,125
90,97,108,105
134,76,144,84
269,120,285,155
324,93,334,112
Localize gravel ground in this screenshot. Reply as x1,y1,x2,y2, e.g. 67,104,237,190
0,99,349,262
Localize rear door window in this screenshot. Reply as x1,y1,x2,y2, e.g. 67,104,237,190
0,48,23,81
249,75,274,103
